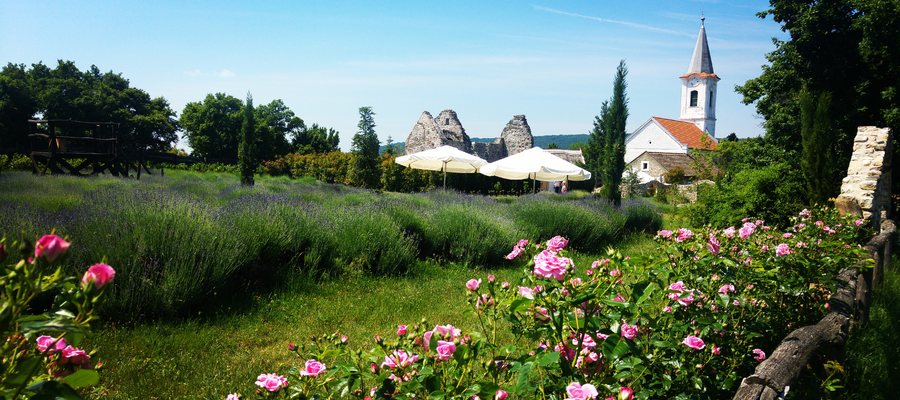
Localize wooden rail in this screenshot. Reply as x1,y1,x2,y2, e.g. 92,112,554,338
733,219,896,399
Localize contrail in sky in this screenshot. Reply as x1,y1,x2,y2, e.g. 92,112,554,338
534,5,694,38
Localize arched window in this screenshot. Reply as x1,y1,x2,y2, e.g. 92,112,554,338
690,91,698,107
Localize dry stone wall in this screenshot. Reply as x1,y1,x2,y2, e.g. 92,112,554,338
836,126,893,228
404,110,534,162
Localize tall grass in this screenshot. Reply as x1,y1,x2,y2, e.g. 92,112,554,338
0,171,662,322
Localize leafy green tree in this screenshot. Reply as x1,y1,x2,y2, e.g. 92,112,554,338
239,92,256,186
0,63,39,150
736,0,900,174
180,93,244,158
546,142,559,149
350,106,380,188
800,87,840,205
0,61,179,151
254,99,299,161
294,123,340,155
584,101,609,186
590,60,629,206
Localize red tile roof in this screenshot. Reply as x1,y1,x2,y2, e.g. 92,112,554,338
653,117,717,150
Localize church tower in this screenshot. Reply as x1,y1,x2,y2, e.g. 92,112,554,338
679,17,720,138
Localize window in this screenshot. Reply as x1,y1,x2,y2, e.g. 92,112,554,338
709,90,713,107
641,161,649,171
690,91,698,107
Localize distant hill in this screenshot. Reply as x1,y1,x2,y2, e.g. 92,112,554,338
471,134,590,150
382,134,590,155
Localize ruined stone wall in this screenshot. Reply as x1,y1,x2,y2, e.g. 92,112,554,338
404,110,534,162
836,126,893,229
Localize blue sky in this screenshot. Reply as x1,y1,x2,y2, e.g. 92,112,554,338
2,1,787,152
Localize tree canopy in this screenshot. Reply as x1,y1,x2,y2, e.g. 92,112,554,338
0,60,178,151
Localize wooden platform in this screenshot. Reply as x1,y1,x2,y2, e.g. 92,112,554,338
28,119,149,178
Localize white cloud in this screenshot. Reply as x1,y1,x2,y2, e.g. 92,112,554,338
533,5,694,38
184,69,203,76
215,69,236,78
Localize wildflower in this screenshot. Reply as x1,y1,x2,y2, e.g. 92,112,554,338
682,335,705,350
300,359,326,376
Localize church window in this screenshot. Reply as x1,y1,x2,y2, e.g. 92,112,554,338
690,91,698,107
709,91,713,107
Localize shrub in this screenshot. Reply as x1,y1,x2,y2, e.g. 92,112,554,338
664,166,685,184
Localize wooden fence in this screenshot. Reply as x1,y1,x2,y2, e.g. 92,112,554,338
732,220,895,399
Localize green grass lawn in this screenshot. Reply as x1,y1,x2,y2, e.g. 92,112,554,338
85,238,664,399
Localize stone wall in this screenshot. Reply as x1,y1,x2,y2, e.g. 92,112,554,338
836,126,893,229
404,110,534,162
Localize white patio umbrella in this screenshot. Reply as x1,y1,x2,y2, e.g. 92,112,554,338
479,147,592,190
395,145,488,188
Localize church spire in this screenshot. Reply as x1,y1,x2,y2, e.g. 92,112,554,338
686,16,714,75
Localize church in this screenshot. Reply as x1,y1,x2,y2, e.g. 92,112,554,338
624,17,720,183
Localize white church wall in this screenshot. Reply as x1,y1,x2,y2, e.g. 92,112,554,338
624,121,688,163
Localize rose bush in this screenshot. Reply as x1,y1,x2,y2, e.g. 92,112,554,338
223,207,869,399
1,234,115,399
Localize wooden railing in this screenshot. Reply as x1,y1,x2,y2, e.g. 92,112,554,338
733,219,895,399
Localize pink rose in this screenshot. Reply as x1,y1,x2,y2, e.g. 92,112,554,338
663,306,673,313
546,235,568,253
36,335,67,354
226,394,240,400
466,279,481,291
618,387,634,400
436,340,456,361
488,274,495,282
613,294,625,302
707,235,720,255
675,228,693,242
82,263,115,289
717,284,735,295
752,348,766,362
565,382,599,400
300,359,326,376
682,335,705,350
397,325,407,336
495,390,509,400
533,250,569,281
382,350,419,368
775,243,792,257
255,373,288,392
62,346,90,365
506,245,524,260
35,234,70,262
723,226,736,238
657,230,673,238
517,239,529,247
620,323,639,340
739,222,756,239
711,345,721,355
501,281,510,288
518,286,534,297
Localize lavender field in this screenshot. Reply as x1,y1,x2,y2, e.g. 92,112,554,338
0,171,661,322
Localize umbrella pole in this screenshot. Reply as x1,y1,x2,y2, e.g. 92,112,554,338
443,161,447,189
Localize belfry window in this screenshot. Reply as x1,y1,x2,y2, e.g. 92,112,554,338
690,91,698,107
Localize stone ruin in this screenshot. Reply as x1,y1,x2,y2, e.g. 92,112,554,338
404,110,534,162
836,126,893,229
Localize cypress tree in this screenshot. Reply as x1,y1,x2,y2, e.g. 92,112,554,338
800,86,836,205
591,60,629,206
239,92,256,186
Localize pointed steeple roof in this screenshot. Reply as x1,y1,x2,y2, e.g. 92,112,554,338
686,17,714,75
